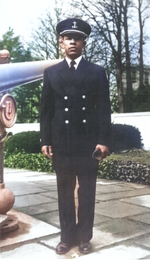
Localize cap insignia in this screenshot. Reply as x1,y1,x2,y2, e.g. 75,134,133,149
72,21,78,29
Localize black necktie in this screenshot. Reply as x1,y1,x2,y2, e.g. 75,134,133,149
70,60,76,74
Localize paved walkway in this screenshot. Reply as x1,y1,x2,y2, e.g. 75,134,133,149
1,168,150,259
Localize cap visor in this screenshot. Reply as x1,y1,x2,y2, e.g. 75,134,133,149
60,29,88,37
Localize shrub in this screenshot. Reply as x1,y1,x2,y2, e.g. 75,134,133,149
111,124,142,152
98,159,118,180
4,124,142,158
98,158,150,185
4,131,41,157
4,152,54,173
3,126,142,180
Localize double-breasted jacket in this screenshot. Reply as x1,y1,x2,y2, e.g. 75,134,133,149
40,58,111,157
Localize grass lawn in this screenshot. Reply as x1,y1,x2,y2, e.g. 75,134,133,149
98,149,150,185
108,149,150,166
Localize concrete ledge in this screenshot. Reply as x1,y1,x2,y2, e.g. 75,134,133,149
0,208,60,249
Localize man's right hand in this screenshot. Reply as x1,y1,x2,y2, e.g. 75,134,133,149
41,145,53,158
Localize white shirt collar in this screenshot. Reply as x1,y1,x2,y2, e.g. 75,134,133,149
65,56,82,69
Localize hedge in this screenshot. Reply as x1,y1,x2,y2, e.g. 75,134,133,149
110,123,142,152
3,125,145,184
4,131,41,157
98,158,150,185
4,124,142,157
4,151,150,185
4,152,54,173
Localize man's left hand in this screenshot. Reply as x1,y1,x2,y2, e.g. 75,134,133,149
95,144,110,159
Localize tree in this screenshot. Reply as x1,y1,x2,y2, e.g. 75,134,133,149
29,0,64,60
71,0,150,113
122,0,133,112
0,28,42,122
0,1,67,123
136,0,150,88
0,27,32,63
72,0,125,112
12,81,42,123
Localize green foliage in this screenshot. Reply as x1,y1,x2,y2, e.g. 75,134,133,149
11,82,42,123
4,152,54,173
0,27,42,123
98,159,117,180
98,153,150,185
106,149,150,166
110,85,119,113
98,150,150,185
0,27,33,63
4,131,41,157
4,130,54,172
3,129,150,184
3,131,55,173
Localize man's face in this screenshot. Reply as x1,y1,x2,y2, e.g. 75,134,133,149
61,33,85,60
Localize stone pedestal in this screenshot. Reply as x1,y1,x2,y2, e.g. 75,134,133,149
0,78,18,235
0,139,18,234
0,214,19,234
0,141,4,183
0,183,15,214
0,184,18,234
0,214,8,228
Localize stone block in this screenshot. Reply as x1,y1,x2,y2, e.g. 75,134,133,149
96,188,150,201
13,194,55,208
92,218,150,250
97,244,150,259
0,242,58,259
121,195,150,208
16,201,58,216
96,184,133,195
129,212,150,225
95,200,150,218
34,211,60,228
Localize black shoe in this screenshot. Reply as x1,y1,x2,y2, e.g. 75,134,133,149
56,242,70,254
79,241,92,254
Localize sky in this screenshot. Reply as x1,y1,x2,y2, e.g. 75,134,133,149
0,0,150,64
0,0,65,42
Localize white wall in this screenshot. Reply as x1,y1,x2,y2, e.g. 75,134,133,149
7,123,40,135
7,112,150,151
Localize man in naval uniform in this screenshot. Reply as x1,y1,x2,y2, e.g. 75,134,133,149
40,18,111,255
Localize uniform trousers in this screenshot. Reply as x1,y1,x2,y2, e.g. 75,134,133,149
53,154,99,245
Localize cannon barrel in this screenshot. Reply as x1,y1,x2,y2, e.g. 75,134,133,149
0,59,61,92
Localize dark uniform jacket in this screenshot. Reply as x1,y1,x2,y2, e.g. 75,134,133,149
40,57,111,157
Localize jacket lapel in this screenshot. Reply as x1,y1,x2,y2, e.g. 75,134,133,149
56,58,90,84
53,58,91,97
73,58,91,87
55,59,70,84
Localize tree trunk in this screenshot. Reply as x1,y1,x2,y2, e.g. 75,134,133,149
123,0,133,112
116,0,124,113
138,0,144,88
116,63,124,113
